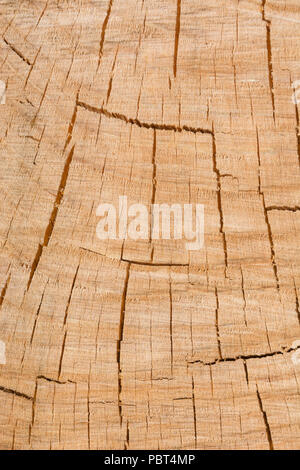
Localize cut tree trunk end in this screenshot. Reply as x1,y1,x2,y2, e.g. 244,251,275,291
0,0,300,450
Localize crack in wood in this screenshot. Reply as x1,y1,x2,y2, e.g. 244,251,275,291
124,421,130,450
191,376,197,449
29,381,38,444
243,360,249,385
256,129,280,290
3,37,32,65
169,280,173,374
256,388,274,450
97,0,114,70
117,262,130,424
0,385,32,401
58,331,67,381
63,263,80,325
77,100,212,135
30,282,47,345
173,0,181,78
212,128,228,273
0,274,10,309
261,193,280,291
240,266,248,327
187,344,300,366
293,82,300,168
215,286,223,359
80,247,189,267
121,258,189,267
261,1,275,122
36,375,75,385
27,144,76,290
294,280,300,325
266,205,300,212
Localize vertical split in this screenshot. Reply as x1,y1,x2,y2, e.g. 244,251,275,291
256,129,279,291
169,278,173,374
150,129,157,261
262,1,275,122
191,376,197,448
215,287,223,360
97,0,114,70
212,127,228,273
292,81,300,168
256,388,274,450
117,262,131,423
173,0,181,77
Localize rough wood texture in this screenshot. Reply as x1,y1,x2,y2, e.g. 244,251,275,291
0,0,300,450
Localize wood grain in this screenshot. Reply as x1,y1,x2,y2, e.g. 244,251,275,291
0,0,300,449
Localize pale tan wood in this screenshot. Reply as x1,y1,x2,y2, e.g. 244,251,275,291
0,0,300,449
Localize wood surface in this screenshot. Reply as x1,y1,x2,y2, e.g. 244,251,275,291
0,0,300,450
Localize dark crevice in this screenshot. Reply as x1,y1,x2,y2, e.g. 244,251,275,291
256,131,279,290
97,0,114,70
191,376,197,449
215,287,223,359
261,194,280,291
29,381,38,443
243,360,249,385
256,388,274,450
173,0,181,77
36,375,75,385
173,396,192,401
33,125,46,165
25,46,41,89
45,144,77,249
3,37,32,65
32,66,54,126
57,331,67,381
27,145,76,291
293,82,300,168
77,100,212,135
261,1,275,123
63,264,80,325
187,344,300,366
30,283,47,345
117,263,130,424
27,89,79,290
169,281,173,374
80,247,189,267
27,244,43,291
125,421,130,450
256,127,262,194
121,258,188,267
212,128,228,273
240,267,247,327
294,281,300,325
0,385,32,401
150,129,157,258
87,377,91,450
0,274,10,309
106,45,119,104
64,100,78,151
35,1,48,29
266,205,300,212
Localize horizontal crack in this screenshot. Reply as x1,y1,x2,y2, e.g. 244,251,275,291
79,247,188,268
266,205,300,212
77,100,212,135
36,375,75,385
187,345,300,366
121,257,188,267
0,385,32,401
